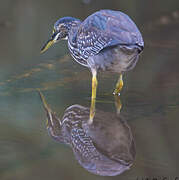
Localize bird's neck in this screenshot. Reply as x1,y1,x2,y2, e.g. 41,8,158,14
67,20,81,43
67,20,86,65
69,19,81,29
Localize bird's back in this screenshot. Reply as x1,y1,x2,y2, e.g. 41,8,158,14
68,10,144,70
80,10,143,46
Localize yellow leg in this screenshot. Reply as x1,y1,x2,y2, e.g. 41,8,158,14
114,95,122,115
89,70,98,124
113,74,123,96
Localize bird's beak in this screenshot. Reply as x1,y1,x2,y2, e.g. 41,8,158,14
41,39,55,53
41,32,58,53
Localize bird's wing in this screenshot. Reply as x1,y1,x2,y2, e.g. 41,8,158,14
71,127,101,162
76,10,144,60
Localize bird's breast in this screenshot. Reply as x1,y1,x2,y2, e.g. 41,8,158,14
68,39,89,67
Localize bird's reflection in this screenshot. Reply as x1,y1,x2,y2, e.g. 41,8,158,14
39,92,135,176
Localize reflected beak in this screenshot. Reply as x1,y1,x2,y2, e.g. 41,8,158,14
41,32,57,53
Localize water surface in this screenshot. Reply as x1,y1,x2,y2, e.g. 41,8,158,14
0,0,179,179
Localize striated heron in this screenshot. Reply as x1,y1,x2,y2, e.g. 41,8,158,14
41,10,144,122
39,91,135,176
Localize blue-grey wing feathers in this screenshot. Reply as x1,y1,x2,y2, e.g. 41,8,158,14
76,10,144,60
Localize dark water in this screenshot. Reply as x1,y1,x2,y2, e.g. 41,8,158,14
0,0,179,179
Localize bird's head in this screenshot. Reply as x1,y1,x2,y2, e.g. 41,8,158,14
41,17,81,53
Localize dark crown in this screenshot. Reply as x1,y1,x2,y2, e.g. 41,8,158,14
54,17,81,31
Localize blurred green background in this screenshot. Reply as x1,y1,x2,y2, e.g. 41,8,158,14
0,0,179,179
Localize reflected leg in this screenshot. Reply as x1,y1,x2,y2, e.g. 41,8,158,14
89,69,98,124
113,73,123,96
114,95,122,115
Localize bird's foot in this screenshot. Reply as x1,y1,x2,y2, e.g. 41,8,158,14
113,91,121,96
